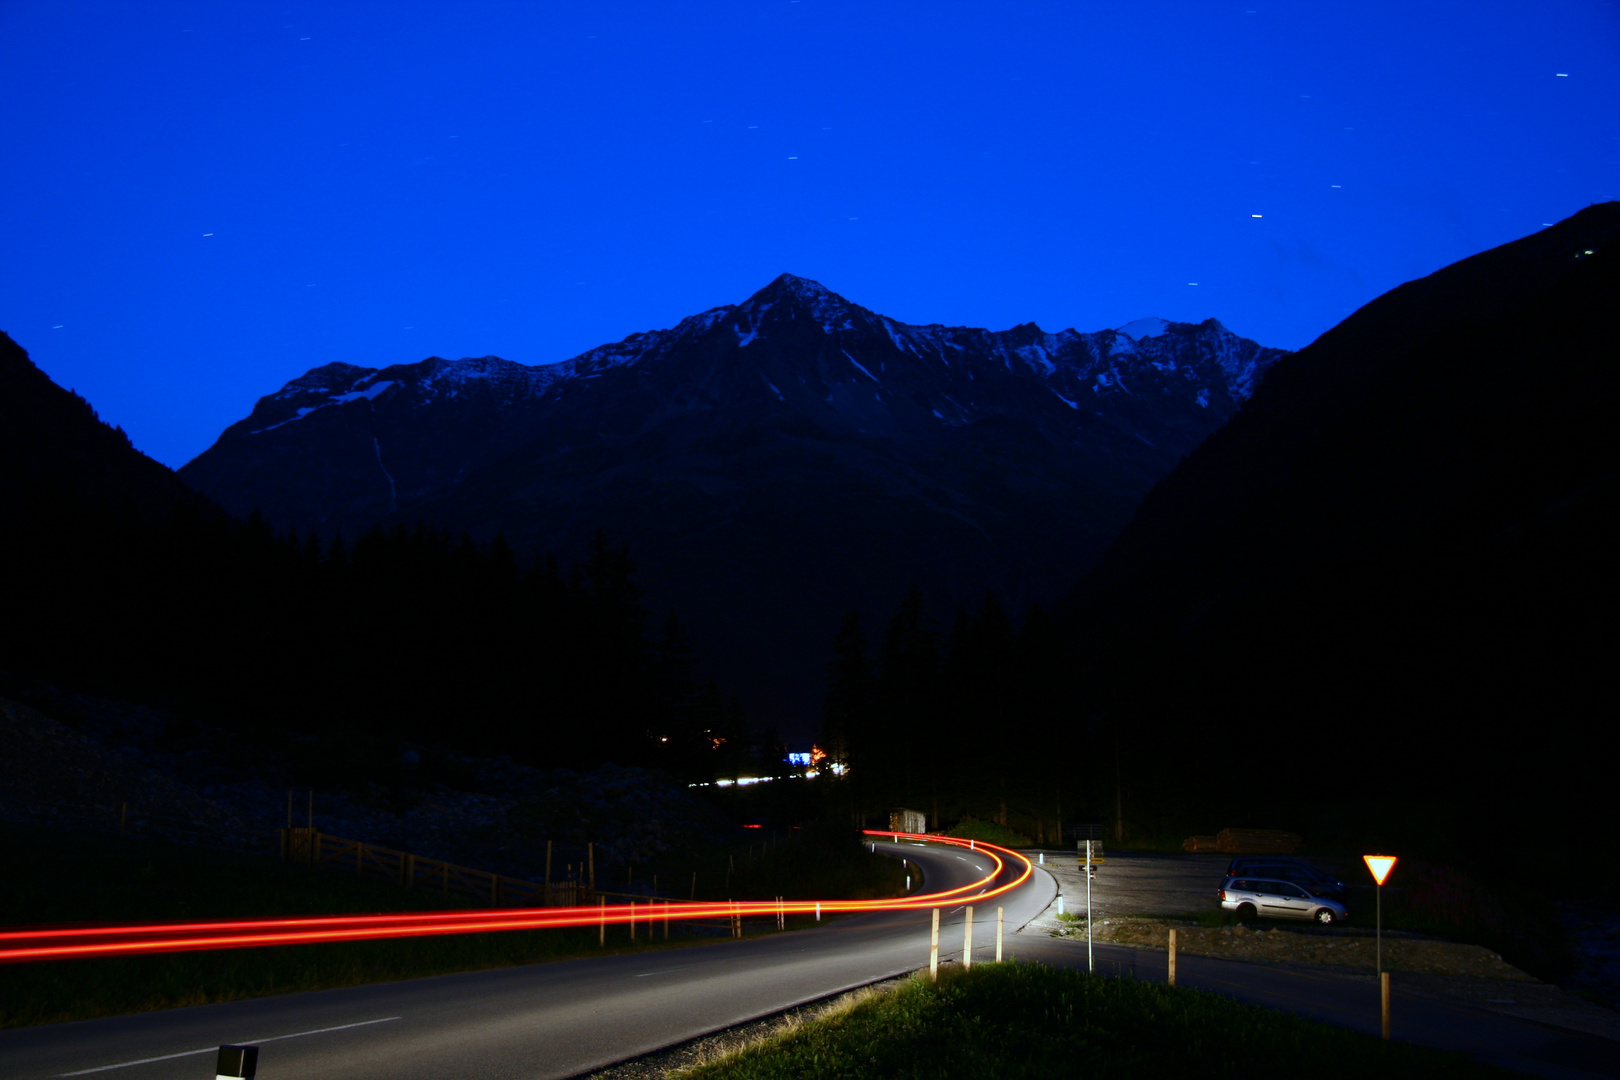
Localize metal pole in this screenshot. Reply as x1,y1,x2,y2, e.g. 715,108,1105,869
1376,882,1383,975
1086,839,1094,973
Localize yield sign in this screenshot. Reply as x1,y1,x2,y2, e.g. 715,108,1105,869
1363,854,1397,885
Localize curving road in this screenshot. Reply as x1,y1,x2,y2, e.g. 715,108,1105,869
0,840,1053,1080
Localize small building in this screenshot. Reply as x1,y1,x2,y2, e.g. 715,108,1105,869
889,808,926,834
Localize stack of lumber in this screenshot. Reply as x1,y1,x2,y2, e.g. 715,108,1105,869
1182,835,1220,852
1215,827,1302,854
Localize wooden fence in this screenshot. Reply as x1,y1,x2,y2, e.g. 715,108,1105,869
279,828,586,908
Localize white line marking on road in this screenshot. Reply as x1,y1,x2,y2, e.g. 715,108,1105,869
635,967,689,977
58,1017,402,1075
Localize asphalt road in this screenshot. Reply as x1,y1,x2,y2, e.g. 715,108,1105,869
0,841,1051,1080
5,842,1616,1080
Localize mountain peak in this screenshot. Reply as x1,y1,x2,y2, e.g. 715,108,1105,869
736,273,864,334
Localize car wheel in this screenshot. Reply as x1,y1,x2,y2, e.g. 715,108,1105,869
1236,903,1256,922
1314,908,1337,926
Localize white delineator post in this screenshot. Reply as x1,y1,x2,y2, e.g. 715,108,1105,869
216,1045,257,1080
929,908,940,980
996,906,1004,962
963,905,974,970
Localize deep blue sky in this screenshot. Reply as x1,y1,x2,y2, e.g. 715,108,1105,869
3,1,1616,469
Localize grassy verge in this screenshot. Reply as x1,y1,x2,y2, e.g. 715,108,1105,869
678,963,1510,1079
937,818,1032,847
0,821,899,1028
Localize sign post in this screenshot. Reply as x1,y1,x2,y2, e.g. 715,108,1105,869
1084,839,1095,974
1362,855,1397,975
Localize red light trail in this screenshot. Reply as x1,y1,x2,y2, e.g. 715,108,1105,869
0,833,1031,964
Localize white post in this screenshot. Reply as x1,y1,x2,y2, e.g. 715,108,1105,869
816,902,821,921
963,905,974,970
216,1045,257,1080
929,908,940,980
996,905,1004,962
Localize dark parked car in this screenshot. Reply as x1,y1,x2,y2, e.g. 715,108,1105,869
1219,877,1349,925
1223,857,1346,896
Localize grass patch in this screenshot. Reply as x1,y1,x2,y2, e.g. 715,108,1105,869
0,820,898,1028
679,963,1509,1079
718,824,906,902
938,818,1032,848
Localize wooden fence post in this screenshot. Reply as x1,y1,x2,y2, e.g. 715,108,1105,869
1381,972,1391,1040
1168,928,1177,986
929,908,940,980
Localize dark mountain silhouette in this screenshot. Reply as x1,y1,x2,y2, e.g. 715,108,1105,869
0,330,200,517
180,276,1286,729
0,333,725,774
1056,203,1620,873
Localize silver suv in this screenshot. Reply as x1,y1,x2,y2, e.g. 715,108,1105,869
1219,876,1349,925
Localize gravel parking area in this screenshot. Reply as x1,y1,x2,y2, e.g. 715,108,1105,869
1020,847,1230,926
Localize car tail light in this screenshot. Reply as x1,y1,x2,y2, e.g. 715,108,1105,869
1218,889,1228,901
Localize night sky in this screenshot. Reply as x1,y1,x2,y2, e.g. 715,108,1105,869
3,1,1616,470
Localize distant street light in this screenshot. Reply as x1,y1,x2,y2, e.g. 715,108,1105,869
1362,855,1397,974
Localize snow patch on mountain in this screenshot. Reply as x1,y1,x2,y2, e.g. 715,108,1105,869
1117,317,1171,340
842,349,880,383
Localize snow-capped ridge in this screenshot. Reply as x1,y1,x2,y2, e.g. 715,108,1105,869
1116,317,1171,341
